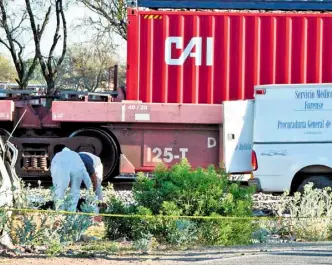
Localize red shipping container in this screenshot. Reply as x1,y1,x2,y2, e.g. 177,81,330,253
126,9,332,104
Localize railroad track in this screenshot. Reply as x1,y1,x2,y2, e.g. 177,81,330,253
25,178,283,218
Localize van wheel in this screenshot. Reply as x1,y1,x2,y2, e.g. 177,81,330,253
297,176,332,193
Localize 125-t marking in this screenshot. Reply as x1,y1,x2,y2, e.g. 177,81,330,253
147,147,189,163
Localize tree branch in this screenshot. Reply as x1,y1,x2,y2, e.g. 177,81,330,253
80,0,127,40
25,0,48,79
0,38,10,50
0,0,41,88
22,55,38,85
25,0,66,98
55,0,67,75
9,11,27,34
12,39,24,77
48,0,61,75
38,6,51,38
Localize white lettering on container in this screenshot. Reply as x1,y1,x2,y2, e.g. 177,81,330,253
165,37,213,66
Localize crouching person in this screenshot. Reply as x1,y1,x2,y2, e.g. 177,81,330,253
50,145,92,212
78,152,104,202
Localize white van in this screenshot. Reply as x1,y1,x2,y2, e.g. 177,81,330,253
223,83,332,193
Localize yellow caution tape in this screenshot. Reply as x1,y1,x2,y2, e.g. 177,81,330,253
0,207,330,220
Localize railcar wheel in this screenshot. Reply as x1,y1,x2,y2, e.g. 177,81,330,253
69,128,119,180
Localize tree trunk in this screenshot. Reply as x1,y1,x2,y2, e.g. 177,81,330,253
46,79,56,108
19,80,28,90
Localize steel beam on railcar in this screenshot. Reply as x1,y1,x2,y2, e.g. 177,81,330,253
129,0,332,11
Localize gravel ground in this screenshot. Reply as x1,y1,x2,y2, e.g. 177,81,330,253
2,242,331,265
252,193,283,215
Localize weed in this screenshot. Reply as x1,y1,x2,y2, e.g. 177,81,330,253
45,237,65,257
132,233,156,253
80,241,119,253
8,182,97,246
258,183,332,242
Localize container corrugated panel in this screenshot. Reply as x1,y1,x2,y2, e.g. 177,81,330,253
126,9,332,104
133,0,332,11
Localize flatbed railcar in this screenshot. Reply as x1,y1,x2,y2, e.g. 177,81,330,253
0,1,330,183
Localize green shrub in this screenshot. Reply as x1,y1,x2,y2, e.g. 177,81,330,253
142,202,198,246
198,216,257,246
104,159,256,247
103,194,138,240
133,160,254,217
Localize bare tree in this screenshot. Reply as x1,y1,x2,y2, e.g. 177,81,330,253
25,0,67,98
57,42,115,92
0,0,40,89
79,0,127,41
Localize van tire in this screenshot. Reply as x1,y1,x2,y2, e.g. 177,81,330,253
297,176,332,193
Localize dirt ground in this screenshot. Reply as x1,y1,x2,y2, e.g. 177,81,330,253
1,242,331,265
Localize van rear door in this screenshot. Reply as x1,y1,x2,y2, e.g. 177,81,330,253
222,100,254,173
